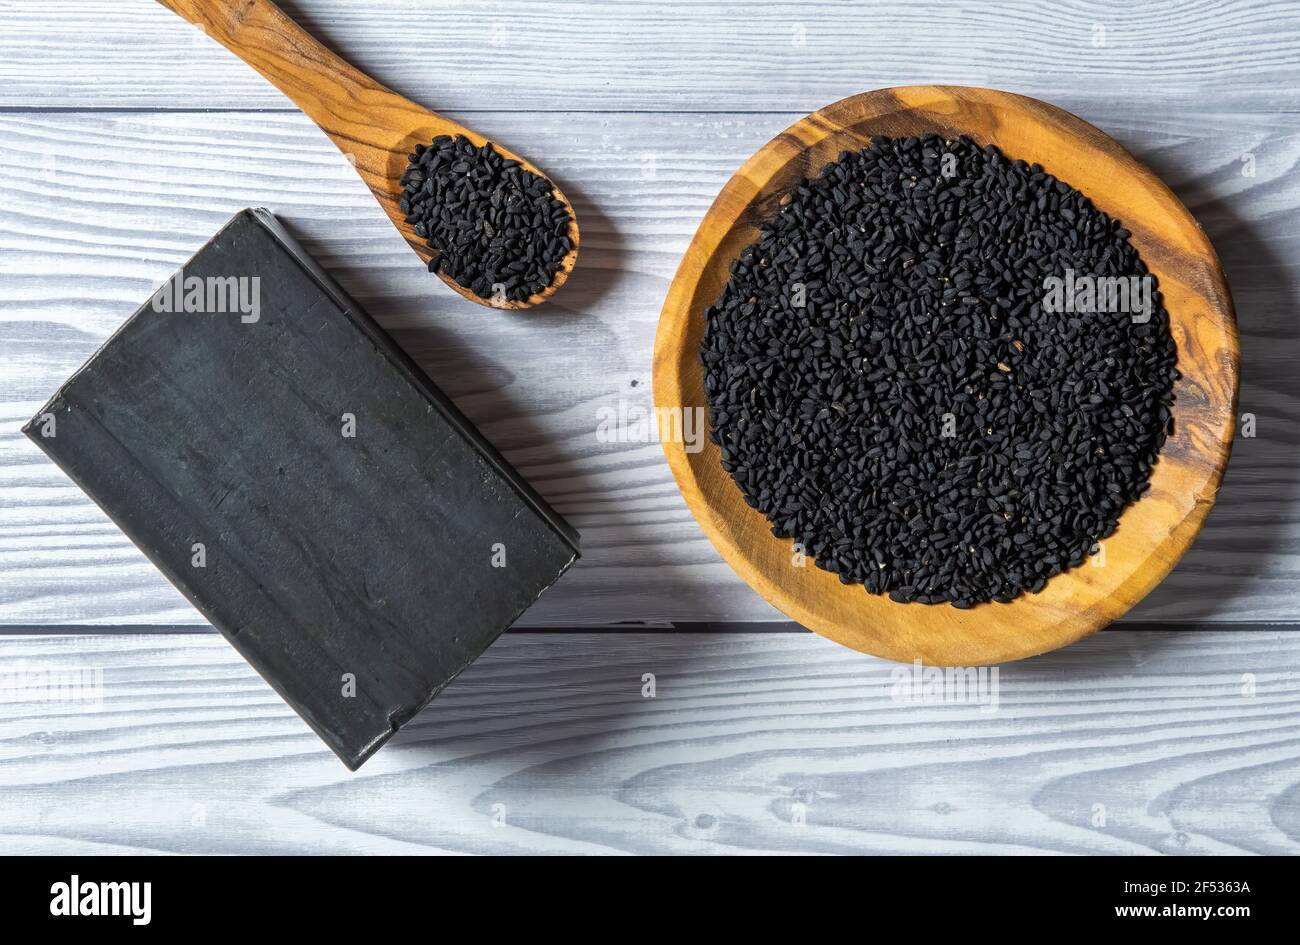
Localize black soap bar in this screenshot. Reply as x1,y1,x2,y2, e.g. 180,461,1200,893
24,209,579,769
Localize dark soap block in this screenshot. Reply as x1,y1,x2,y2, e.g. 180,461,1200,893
24,209,579,769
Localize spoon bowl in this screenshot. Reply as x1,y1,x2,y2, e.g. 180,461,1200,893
158,0,578,309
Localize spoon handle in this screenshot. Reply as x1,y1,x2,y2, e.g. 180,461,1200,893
155,0,418,160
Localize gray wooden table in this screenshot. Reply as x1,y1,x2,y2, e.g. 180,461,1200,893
0,0,1297,854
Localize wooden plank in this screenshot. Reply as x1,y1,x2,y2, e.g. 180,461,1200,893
1,0,1299,112
0,628,1297,854
0,107,1295,626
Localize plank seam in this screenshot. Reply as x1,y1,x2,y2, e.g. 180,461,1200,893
1,622,1299,636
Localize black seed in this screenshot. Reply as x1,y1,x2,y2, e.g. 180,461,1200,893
700,134,1177,607
401,135,572,301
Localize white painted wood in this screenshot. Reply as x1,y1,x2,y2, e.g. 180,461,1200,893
1,0,1298,112
0,108,1293,625
0,629,1295,855
1,0,1297,858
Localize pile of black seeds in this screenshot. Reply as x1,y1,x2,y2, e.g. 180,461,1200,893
701,134,1178,607
400,135,573,302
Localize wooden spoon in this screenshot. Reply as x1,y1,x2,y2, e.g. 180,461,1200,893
156,0,579,310
654,86,1238,665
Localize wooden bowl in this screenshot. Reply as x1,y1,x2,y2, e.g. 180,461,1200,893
653,86,1238,665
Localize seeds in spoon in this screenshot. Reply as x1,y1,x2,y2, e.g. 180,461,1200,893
700,134,1177,608
400,135,573,304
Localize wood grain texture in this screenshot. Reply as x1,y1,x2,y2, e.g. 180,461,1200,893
1,0,1297,857
152,0,578,309
655,87,1237,664
2,1,1299,112
0,628,1297,854
0,107,1294,627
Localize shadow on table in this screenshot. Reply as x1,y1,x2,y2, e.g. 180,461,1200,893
1124,145,1300,626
